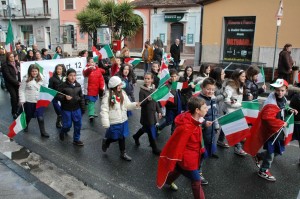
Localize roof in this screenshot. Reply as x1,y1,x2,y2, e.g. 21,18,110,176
132,0,200,8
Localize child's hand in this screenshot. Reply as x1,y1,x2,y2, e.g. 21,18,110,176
66,95,72,100
190,83,196,88
248,94,253,101
283,122,288,127
290,109,298,115
206,121,213,127
136,102,141,107
262,84,267,91
158,113,162,119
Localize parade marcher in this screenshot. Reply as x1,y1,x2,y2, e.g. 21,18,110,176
170,39,180,71
246,79,298,181
53,46,64,59
111,57,122,77
100,76,139,161
151,61,160,89
154,36,164,49
243,66,266,102
98,55,112,86
153,43,163,64
209,67,229,148
48,64,66,128
78,50,88,57
41,48,52,60
157,97,208,199
57,68,85,146
277,43,294,82
23,50,35,62
83,57,105,122
180,66,195,111
19,64,49,138
195,64,211,84
32,44,39,56
224,69,247,156
2,52,20,119
132,72,162,155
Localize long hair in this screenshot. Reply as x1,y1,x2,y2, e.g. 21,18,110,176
228,68,245,95
246,66,260,81
210,67,223,88
108,87,124,108
6,52,14,61
184,66,194,82
55,46,62,54
283,43,292,51
199,64,210,77
26,64,42,83
53,64,66,77
118,64,133,82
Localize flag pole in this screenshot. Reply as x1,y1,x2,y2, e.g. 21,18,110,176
271,113,294,145
271,25,280,81
223,62,233,71
211,108,242,123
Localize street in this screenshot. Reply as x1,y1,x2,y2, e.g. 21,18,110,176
0,84,299,199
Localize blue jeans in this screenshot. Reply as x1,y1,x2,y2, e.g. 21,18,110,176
52,98,62,116
61,109,82,141
158,109,177,134
258,151,275,172
144,62,150,73
218,129,226,142
173,61,179,71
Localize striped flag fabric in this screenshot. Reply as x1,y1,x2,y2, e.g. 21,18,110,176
162,53,173,65
158,62,170,87
242,101,260,124
99,45,114,59
257,67,265,83
36,86,58,114
293,72,300,84
124,58,142,67
7,112,27,138
218,109,250,146
92,46,101,62
193,83,202,96
52,53,61,59
284,114,294,146
151,85,174,107
5,20,14,52
35,62,44,74
171,81,189,90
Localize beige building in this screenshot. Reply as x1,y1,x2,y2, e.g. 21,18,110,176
200,0,300,68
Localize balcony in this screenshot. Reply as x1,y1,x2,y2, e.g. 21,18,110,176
0,7,51,20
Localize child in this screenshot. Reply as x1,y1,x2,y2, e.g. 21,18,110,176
224,69,247,156
132,73,162,155
157,97,209,199
100,76,139,161
83,57,105,122
48,64,66,128
19,64,49,138
195,64,211,84
243,66,266,101
111,57,122,77
98,56,112,86
289,92,300,165
151,61,160,89
158,69,182,134
53,46,64,59
247,79,297,181
210,67,229,148
57,68,85,146
180,66,195,111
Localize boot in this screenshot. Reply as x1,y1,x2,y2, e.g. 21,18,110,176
56,115,62,128
149,135,161,156
24,118,31,133
133,128,144,146
191,181,205,199
120,151,132,161
37,118,50,138
102,138,108,152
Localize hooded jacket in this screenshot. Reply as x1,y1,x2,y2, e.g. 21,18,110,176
83,64,105,96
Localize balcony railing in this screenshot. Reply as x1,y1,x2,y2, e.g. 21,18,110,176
0,7,51,19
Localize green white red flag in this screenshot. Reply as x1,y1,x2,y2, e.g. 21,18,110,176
162,53,173,65
151,85,174,107
99,45,114,59
218,109,250,146
284,113,294,145
171,81,189,90
242,101,260,124
158,62,170,87
193,83,202,96
257,67,265,83
5,20,14,52
124,58,142,67
36,86,58,114
7,112,27,138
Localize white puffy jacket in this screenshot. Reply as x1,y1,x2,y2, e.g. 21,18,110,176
100,90,137,128
224,84,243,113
19,76,45,103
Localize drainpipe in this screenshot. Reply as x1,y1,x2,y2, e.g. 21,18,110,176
199,4,204,65
57,0,60,45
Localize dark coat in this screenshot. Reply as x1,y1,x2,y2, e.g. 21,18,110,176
119,75,135,102
179,76,193,108
166,83,180,110
2,61,20,87
153,48,162,63
98,58,112,84
170,43,180,62
278,50,293,75
289,93,300,122
0,54,6,71
139,84,162,125
14,50,26,61
151,70,160,89
57,81,85,112
243,79,264,100
49,75,65,100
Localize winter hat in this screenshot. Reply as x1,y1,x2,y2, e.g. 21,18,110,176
270,79,289,88
66,68,76,76
108,76,122,88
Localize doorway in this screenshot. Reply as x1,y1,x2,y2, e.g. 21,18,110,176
171,22,183,52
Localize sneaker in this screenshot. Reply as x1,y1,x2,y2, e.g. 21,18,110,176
169,183,178,191
59,133,64,141
73,140,84,146
211,154,219,159
132,135,140,146
234,148,247,156
258,170,276,182
217,141,230,148
199,173,208,185
120,152,132,161
89,115,94,123
253,155,262,168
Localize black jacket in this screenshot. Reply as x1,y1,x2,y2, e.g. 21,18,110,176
170,43,180,62
179,76,193,107
153,48,162,63
165,83,180,110
139,84,162,125
49,75,65,99
151,70,160,89
243,79,264,100
290,93,300,122
278,50,293,75
98,58,112,83
57,81,85,112
0,54,6,71
2,61,20,87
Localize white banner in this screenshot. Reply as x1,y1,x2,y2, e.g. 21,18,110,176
20,57,87,88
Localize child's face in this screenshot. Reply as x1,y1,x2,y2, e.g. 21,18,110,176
152,64,159,73
88,59,95,66
116,84,122,92
83,51,88,57
115,58,121,65
56,66,63,75
123,66,130,76
205,66,211,74
170,73,178,82
144,74,153,86
36,52,41,59
31,69,39,78
275,86,287,98
67,72,76,83
186,68,193,77
239,72,246,83
252,74,258,81
197,103,208,117
202,84,215,97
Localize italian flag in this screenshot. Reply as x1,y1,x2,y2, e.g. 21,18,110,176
99,45,114,59
7,112,27,138
284,114,294,146
151,85,174,107
158,62,170,87
52,53,61,59
242,101,260,124
92,46,101,62
293,72,300,84
171,81,188,90
193,83,201,96
124,58,142,67
36,86,58,114
218,109,250,146
35,62,44,74
257,67,265,83
162,53,173,65
5,20,14,52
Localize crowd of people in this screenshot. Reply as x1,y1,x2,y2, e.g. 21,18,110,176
0,41,299,199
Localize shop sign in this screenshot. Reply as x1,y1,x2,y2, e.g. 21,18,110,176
187,34,193,44
164,13,184,22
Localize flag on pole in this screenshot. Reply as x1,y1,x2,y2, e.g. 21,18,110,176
52,53,61,59
171,81,189,90
36,86,58,115
151,85,174,107
218,109,250,146
35,62,44,74
158,62,170,87
276,0,283,26
242,101,260,124
5,20,14,52
99,45,114,59
124,58,142,67
7,112,27,138
284,114,294,145
257,67,265,83
92,46,101,62
193,83,202,96
162,53,173,65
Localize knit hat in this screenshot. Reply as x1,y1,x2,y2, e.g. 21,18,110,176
66,68,76,76
108,76,122,88
270,79,289,88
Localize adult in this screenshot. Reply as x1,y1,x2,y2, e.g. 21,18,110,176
0,46,6,90
277,43,294,82
154,36,164,49
35,51,43,61
170,39,181,71
32,44,39,56
2,52,21,119
14,43,26,61
142,41,153,73
41,48,52,60
23,50,35,62
153,43,163,64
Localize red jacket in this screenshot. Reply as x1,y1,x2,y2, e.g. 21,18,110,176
111,63,120,77
156,112,205,188
83,64,105,96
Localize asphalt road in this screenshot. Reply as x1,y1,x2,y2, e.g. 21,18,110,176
0,86,299,199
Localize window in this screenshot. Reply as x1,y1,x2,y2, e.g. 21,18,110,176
43,0,49,15
21,0,27,16
65,0,74,10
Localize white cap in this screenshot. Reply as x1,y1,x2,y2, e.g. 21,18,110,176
108,76,122,88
